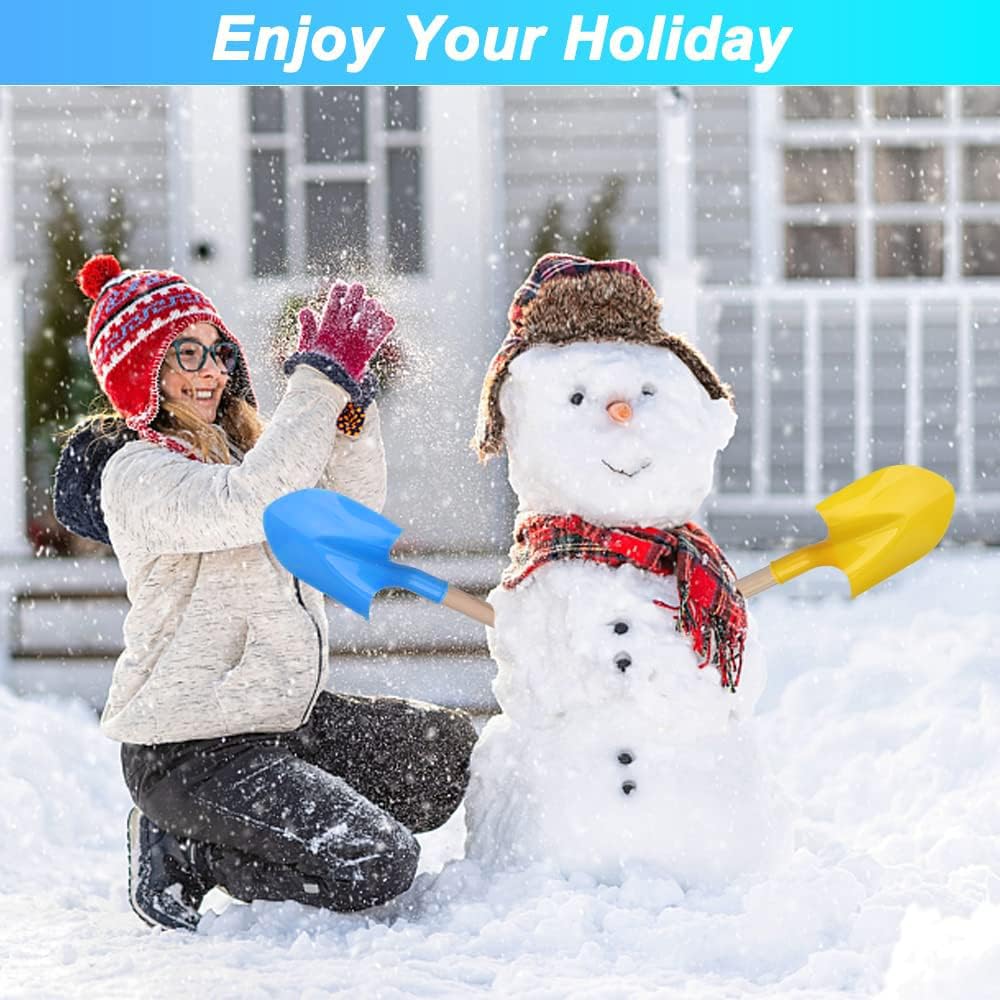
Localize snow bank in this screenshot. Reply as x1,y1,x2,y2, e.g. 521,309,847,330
879,904,1000,1000
0,687,127,886
0,548,998,998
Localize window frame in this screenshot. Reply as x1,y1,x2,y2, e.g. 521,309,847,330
246,86,426,279
755,87,1000,286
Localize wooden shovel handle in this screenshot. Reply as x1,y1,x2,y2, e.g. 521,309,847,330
736,565,778,599
442,586,496,627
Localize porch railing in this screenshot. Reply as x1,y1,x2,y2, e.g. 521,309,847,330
699,285,1000,538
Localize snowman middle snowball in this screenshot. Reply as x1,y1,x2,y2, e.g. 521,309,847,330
465,254,787,888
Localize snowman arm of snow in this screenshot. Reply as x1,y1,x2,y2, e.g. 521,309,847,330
729,614,767,715
486,585,569,718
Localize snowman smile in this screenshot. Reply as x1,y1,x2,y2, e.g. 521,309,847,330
602,459,651,478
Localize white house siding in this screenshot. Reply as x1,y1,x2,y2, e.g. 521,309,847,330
687,88,762,544
499,87,661,291
691,89,810,545
692,87,754,288
4,87,178,698
8,86,176,562
12,87,174,326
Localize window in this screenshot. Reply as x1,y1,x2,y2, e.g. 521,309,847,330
248,87,425,278
774,87,1000,281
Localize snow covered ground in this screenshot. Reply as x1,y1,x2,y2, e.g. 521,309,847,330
2,546,999,999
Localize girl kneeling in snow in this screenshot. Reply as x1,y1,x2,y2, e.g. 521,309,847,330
54,255,477,931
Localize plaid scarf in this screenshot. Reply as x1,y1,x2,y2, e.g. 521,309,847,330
503,513,747,691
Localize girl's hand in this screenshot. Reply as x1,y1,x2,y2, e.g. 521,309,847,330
296,282,396,381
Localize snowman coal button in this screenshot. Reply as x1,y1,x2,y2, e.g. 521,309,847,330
612,620,629,635
621,780,637,796
614,653,632,673
617,751,635,765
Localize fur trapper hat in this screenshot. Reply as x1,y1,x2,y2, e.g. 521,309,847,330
473,253,732,460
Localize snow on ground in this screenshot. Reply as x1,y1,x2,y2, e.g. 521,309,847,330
1,547,999,999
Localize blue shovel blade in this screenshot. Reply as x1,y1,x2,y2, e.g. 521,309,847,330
263,489,448,619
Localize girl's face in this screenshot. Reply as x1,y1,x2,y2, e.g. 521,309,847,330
160,322,231,424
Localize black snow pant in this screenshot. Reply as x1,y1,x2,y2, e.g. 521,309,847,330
120,690,478,913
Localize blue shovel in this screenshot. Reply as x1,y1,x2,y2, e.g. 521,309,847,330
263,488,497,625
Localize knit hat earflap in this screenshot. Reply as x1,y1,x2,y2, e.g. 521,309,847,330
473,253,732,461
77,254,257,455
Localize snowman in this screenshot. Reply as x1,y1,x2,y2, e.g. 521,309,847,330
464,254,786,888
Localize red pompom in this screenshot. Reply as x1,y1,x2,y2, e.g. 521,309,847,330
76,254,122,300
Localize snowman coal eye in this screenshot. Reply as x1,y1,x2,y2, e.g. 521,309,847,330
569,391,585,406
641,385,657,397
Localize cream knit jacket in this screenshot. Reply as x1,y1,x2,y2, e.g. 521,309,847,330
99,366,386,744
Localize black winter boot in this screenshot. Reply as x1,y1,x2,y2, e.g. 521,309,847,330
127,807,214,931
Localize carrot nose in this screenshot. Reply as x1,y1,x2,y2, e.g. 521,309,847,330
606,400,633,424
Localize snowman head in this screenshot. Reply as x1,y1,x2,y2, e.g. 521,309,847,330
474,254,736,526
500,342,735,524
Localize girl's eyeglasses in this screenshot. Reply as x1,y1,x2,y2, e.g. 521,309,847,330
170,338,239,374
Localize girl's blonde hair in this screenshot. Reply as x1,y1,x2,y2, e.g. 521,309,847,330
65,392,263,465
154,393,264,463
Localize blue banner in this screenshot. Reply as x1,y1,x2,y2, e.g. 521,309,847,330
4,2,999,84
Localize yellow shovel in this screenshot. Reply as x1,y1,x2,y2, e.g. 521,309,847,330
736,465,955,598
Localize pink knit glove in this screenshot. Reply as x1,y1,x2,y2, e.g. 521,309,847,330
296,281,395,382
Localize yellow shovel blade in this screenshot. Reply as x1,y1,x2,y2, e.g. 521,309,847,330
769,465,955,597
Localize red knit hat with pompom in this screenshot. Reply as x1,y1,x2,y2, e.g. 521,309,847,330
78,255,256,455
